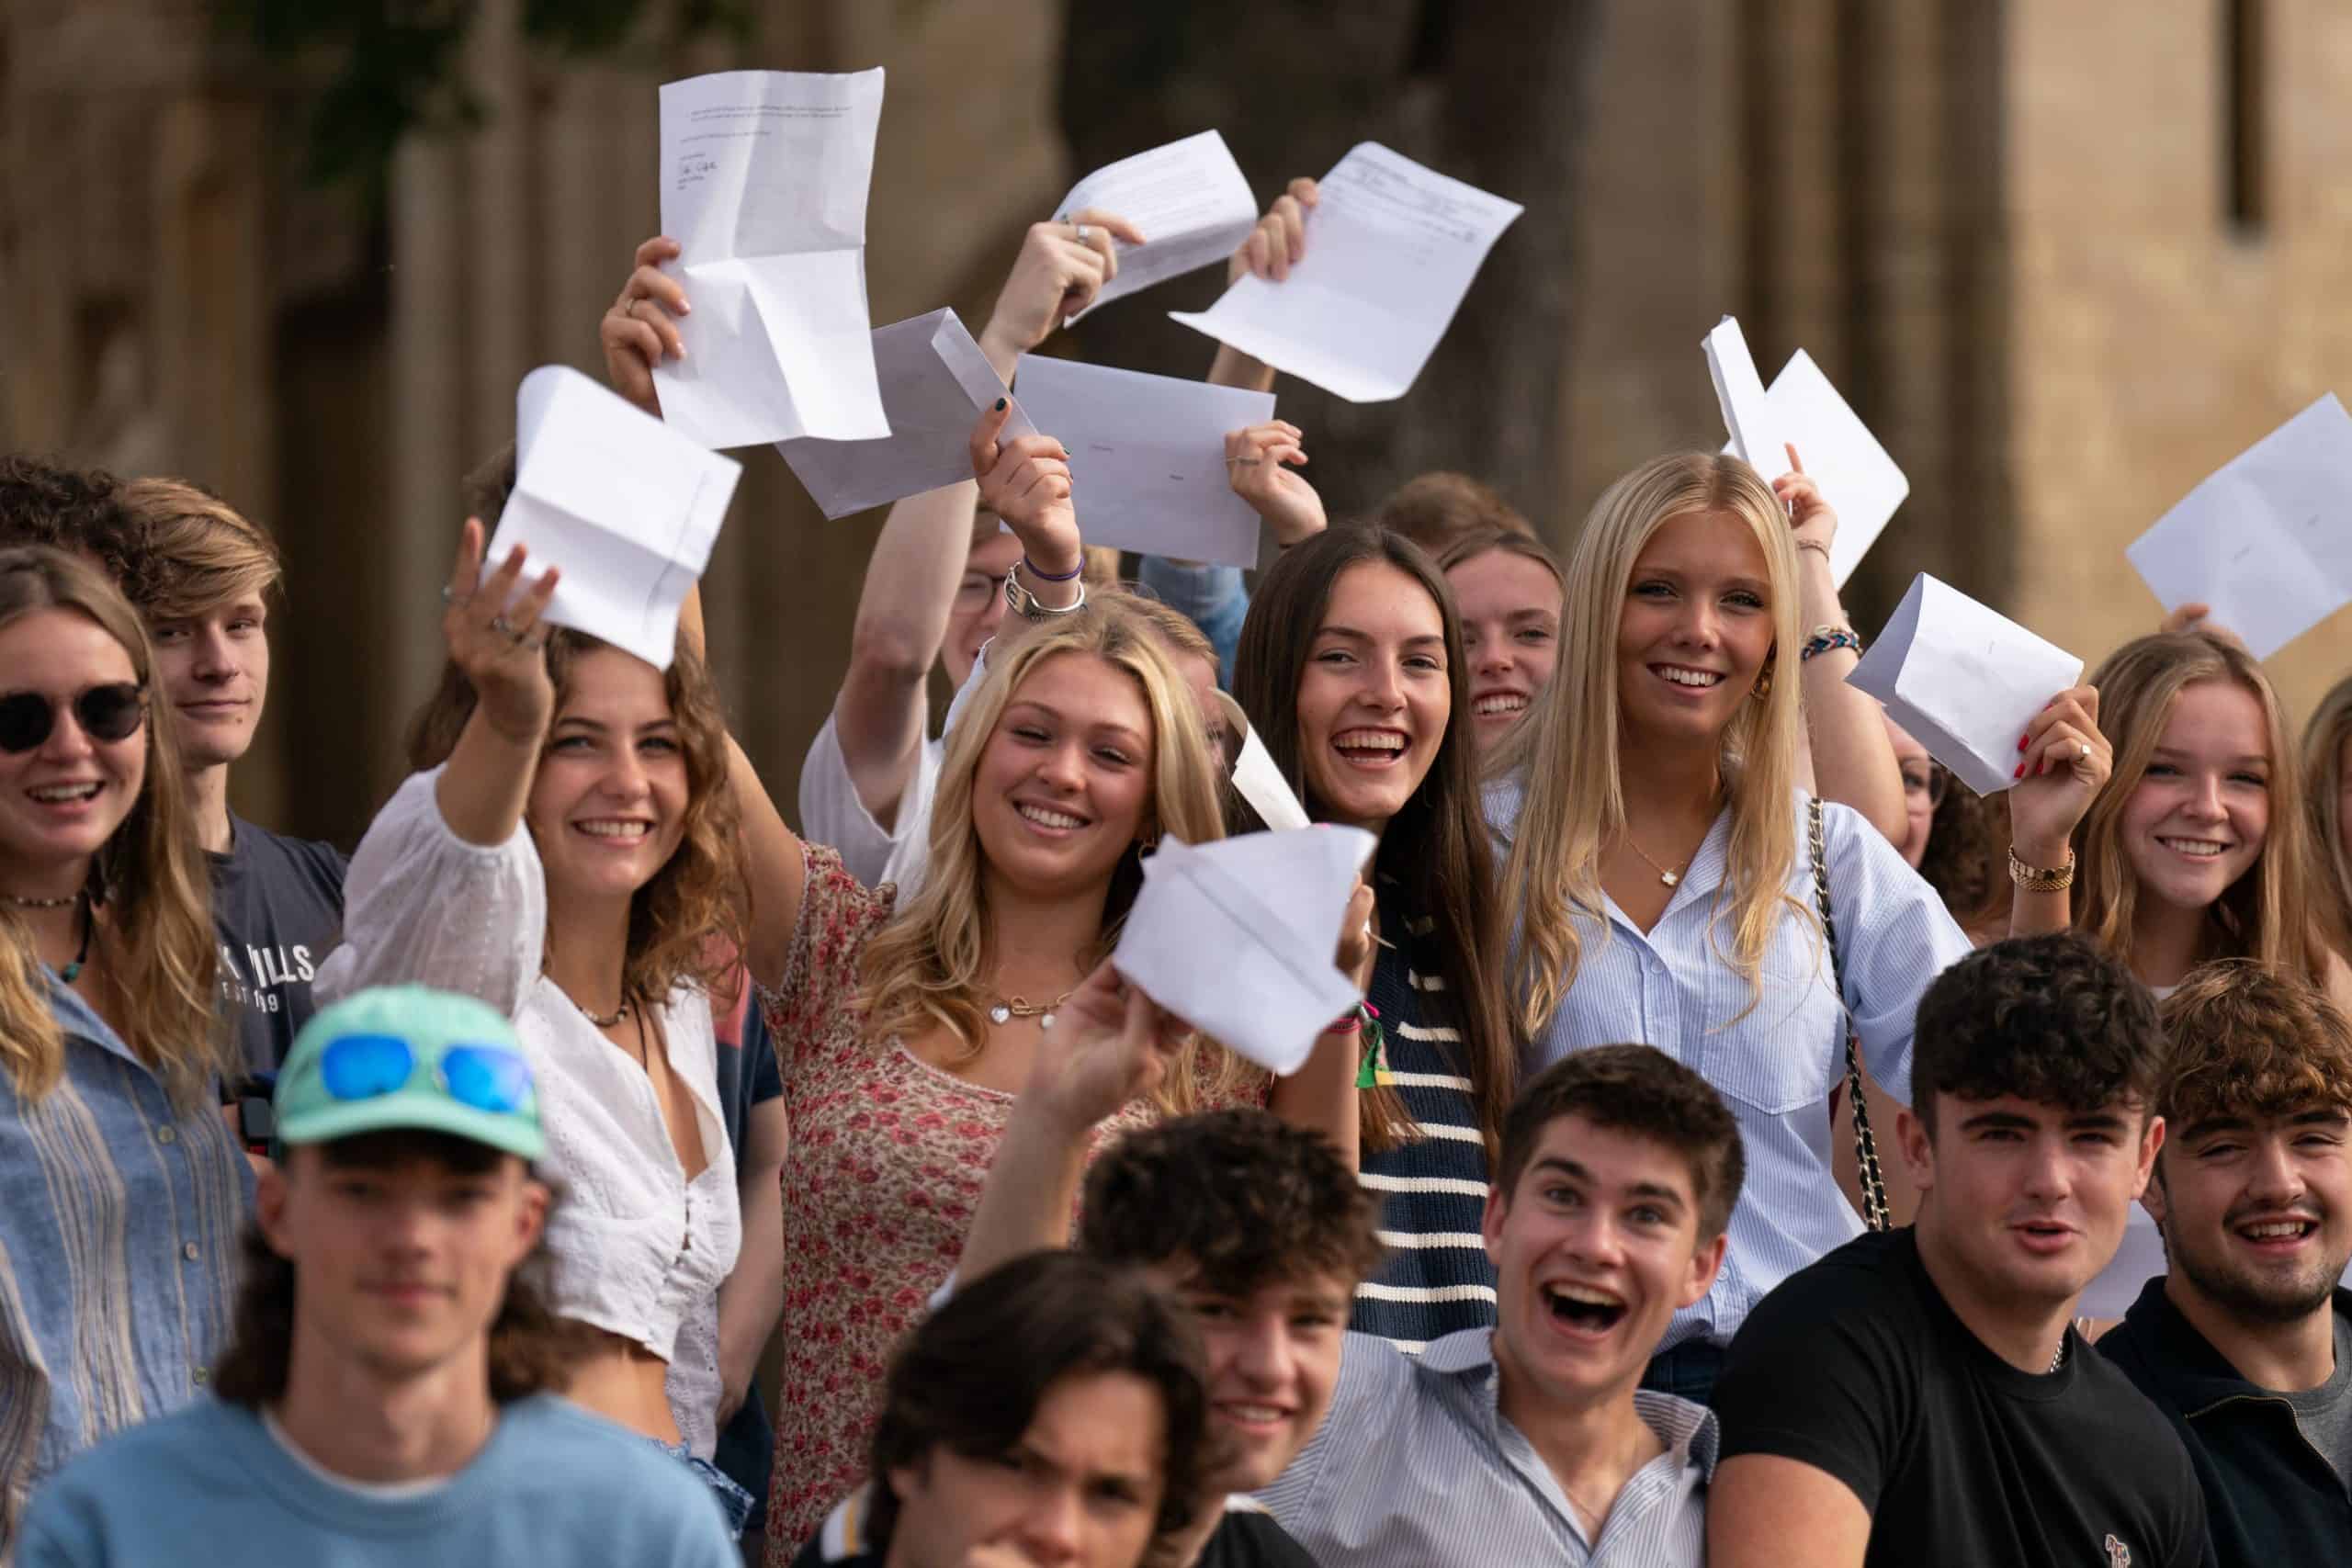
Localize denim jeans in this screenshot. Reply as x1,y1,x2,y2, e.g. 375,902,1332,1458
650,1437,758,1538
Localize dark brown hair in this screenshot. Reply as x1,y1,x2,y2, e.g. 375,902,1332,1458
0,457,134,576
212,1130,582,1406
867,1250,1210,1555
1496,1045,1747,1238
1232,526,1518,1154
1079,1110,1385,1295
1919,775,2000,923
1374,471,1533,556
2155,959,2352,1141
1912,932,2165,1135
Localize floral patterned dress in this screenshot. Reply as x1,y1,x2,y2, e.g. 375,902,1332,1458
758,843,1254,1561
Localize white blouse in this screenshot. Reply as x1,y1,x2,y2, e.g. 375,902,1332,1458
315,769,741,1376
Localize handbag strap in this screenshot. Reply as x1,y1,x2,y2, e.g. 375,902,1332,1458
1810,795,1891,1232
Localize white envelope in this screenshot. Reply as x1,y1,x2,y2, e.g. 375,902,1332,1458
1704,315,1798,488
2125,392,2352,660
1012,355,1274,567
490,367,741,670
1845,574,2083,797
1169,142,1522,403
651,69,891,450
775,310,1036,519
1113,829,1376,1077
1057,130,1259,324
1720,349,1910,587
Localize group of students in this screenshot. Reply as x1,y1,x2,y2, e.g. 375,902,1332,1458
3,170,2351,1568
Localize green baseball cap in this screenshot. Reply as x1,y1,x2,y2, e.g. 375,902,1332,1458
275,985,546,1161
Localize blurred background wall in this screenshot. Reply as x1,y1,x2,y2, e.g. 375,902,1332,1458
3,0,2347,848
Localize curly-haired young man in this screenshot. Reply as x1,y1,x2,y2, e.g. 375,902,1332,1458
1708,932,2209,1568
2099,961,2352,1562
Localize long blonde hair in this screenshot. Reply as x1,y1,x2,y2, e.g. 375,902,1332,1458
2075,631,2330,984
1498,454,1807,1035
0,547,224,1101
2304,674,2352,957
857,604,1235,1111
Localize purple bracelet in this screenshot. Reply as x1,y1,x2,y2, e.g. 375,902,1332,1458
1022,555,1083,582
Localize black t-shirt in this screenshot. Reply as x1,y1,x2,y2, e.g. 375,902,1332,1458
209,816,347,1077
1713,1228,2210,1568
788,1498,1314,1567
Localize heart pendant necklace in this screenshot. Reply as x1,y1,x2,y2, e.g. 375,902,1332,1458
988,987,1078,1031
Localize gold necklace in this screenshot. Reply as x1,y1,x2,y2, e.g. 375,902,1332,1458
1623,837,1690,888
987,986,1078,1030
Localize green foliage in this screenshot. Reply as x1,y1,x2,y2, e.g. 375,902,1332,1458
221,0,752,187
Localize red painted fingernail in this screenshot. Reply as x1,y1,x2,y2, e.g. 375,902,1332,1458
2014,762,2026,780
2018,733,2030,751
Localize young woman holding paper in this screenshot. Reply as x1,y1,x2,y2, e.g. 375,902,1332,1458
1487,451,2100,1403
1229,525,1520,1351
315,522,761,1529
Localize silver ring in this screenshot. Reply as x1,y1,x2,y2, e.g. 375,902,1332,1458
440,585,463,605
491,615,516,640
1074,222,1091,244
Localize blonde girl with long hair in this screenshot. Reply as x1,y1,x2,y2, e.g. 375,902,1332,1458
0,545,249,1544
1489,453,2094,1402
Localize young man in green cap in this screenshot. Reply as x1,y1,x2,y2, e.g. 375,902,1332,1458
17,985,739,1567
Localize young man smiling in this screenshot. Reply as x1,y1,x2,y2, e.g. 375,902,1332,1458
1707,933,2209,1568
16,985,737,1567
2099,961,2352,1562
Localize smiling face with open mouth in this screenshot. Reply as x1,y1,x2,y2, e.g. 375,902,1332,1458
2149,1107,2352,1326
2120,678,2272,916
972,650,1155,898
1482,1114,1723,1410
1613,509,1775,750
526,648,690,907
1295,561,1451,832
0,606,147,882
1447,546,1561,755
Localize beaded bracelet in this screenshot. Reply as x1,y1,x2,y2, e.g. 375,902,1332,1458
1021,554,1084,582
1799,625,1863,662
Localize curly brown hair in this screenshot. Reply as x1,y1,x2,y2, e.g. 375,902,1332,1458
402,629,746,1007
2154,959,2352,1140
212,1131,583,1407
1918,775,2000,923
1496,1044,1747,1239
1912,932,2165,1134
1078,1110,1385,1295
0,457,134,574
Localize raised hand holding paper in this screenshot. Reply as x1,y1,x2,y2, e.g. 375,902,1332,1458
1012,355,1273,567
1703,315,1798,489
1845,573,2083,797
1169,142,1522,402
776,310,1035,519
1057,130,1258,323
652,69,890,449
2125,392,2352,660
489,367,741,670
1719,349,1910,587
1113,829,1376,1076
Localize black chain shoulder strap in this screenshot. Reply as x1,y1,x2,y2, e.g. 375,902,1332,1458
1810,795,1891,1232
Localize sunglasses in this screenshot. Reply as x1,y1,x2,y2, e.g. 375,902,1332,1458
319,1032,537,1116
0,683,147,754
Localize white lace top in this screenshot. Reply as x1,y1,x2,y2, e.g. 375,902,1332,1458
316,768,741,1378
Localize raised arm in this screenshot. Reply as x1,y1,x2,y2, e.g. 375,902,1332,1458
435,520,560,845
1772,450,1905,842
1263,881,1376,1169
1206,177,1319,392
956,963,1187,1286
2006,685,2110,938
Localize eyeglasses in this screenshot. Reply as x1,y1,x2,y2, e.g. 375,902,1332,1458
954,571,1012,613
319,1032,537,1115
0,683,147,754
1901,761,1951,808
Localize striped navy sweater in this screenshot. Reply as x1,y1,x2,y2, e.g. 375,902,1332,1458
1350,903,1498,1351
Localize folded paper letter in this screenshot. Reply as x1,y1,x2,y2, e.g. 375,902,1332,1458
1114,829,1375,1076
1713,340,1909,588
1845,574,2082,797
1057,130,1259,323
489,366,741,671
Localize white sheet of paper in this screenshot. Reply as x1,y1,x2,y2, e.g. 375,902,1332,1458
1168,142,1522,402
1845,574,2082,797
1012,355,1273,567
1719,350,1910,587
490,367,741,671
2125,393,2352,660
775,310,1035,519
1058,130,1258,323
1704,316,1799,491
1113,829,1375,1076
1228,721,1310,831
650,69,890,450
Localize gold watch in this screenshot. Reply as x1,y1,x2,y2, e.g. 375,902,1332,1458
2008,845,2076,892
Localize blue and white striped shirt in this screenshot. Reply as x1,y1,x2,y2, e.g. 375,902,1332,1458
1258,1327,1714,1566
1487,780,1973,1352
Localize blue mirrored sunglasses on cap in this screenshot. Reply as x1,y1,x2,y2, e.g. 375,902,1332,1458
319,1032,536,1114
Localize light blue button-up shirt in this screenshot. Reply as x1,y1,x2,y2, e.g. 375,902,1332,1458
1487,779,1973,1351
0,978,254,1549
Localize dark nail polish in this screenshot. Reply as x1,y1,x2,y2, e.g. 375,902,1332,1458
994,398,1007,412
